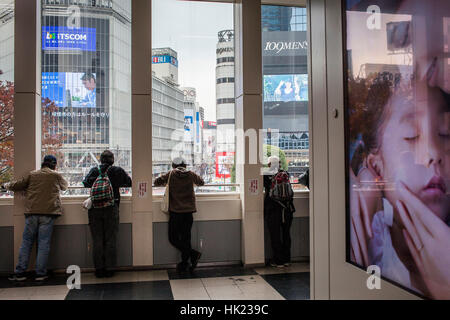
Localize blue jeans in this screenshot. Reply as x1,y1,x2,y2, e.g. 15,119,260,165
16,215,56,276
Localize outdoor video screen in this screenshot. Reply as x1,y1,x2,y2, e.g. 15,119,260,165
42,72,97,108
264,74,308,102
42,26,96,52
345,0,450,299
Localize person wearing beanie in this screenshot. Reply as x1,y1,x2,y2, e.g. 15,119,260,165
2,155,68,282
154,157,205,272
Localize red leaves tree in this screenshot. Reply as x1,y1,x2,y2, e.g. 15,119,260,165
0,80,14,183
0,80,65,184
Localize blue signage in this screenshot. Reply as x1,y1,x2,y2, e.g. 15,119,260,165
152,55,178,67
42,26,96,52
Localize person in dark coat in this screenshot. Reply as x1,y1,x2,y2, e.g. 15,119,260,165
264,156,296,268
83,150,132,278
154,157,205,272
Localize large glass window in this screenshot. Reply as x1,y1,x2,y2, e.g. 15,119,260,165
152,0,235,194
262,5,309,191
40,0,132,195
0,0,14,197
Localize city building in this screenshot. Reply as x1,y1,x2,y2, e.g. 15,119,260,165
39,1,133,186
215,29,235,180
201,120,217,183
181,87,203,169
261,5,309,175
152,48,185,176
0,0,13,82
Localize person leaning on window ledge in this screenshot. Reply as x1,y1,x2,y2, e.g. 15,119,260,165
82,150,132,278
2,155,68,282
154,157,205,273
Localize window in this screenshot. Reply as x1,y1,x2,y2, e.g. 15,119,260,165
152,0,235,194
262,5,309,191
40,0,132,195
0,0,14,197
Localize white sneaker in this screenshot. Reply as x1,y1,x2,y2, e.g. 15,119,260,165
35,274,49,281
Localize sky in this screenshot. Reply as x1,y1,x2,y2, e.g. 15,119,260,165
152,0,234,121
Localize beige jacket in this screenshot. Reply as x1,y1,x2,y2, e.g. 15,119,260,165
6,167,68,215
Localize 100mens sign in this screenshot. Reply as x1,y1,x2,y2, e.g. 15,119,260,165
262,31,308,56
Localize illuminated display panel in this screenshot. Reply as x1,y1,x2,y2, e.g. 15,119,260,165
345,0,450,299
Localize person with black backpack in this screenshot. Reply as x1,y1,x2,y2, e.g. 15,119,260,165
83,150,132,278
264,155,296,268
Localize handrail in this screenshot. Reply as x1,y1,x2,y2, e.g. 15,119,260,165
67,184,240,190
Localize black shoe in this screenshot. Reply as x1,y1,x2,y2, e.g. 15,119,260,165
95,269,106,278
35,274,49,282
8,273,27,282
176,262,188,273
190,251,202,271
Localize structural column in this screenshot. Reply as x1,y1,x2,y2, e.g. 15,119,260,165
309,0,330,300
13,0,42,266
234,0,265,266
131,0,153,266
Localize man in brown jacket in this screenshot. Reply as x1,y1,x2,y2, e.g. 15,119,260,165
1,155,68,282
154,157,204,272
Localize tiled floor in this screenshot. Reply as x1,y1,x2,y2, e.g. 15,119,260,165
0,263,310,300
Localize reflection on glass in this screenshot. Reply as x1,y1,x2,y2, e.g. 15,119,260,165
346,0,450,299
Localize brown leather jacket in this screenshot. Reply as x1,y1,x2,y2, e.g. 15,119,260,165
6,167,68,215
154,168,204,213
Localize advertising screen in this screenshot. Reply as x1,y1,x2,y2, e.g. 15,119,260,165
264,74,308,102
42,26,96,52
345,0,450,299
184,109,194,142
42,72,97,108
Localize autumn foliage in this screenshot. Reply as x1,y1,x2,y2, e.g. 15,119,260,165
0,81,65,184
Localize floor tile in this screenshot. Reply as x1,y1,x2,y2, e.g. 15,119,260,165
0,286,36,299
261,272,310,300
254,262,310,275
201,275,262,288
170,279,210,300
204,283,246,300
82,270,169,285
65,280,173,300
168,266,257,280
29,294,67,300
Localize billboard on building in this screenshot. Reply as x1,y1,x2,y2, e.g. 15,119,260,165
215,152,235,179
184,109,194,142
42,72,97,108
264,74,308,102
42,26,96,52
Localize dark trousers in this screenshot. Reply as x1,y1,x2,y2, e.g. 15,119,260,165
168,212,195,264
267,208,293,265
88,204,119,270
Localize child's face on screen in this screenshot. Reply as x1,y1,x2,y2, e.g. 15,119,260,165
376,85,449,221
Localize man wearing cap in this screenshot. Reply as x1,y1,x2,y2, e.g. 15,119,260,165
1,155,68,282
154,157,205,272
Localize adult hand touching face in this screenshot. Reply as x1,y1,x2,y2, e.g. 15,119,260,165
396,182,450,300
349,167,380,267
